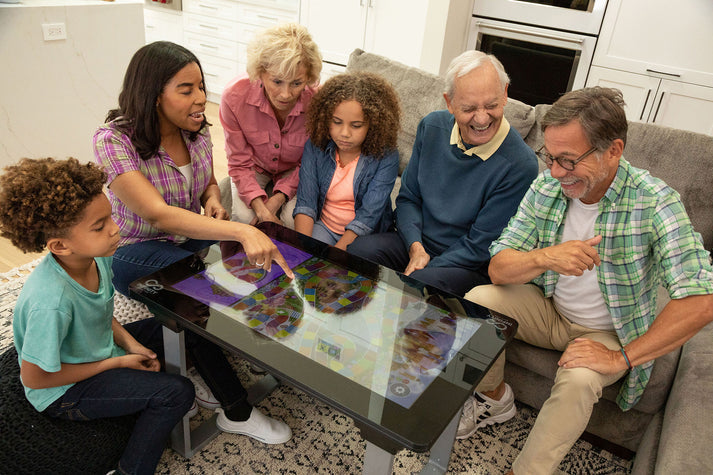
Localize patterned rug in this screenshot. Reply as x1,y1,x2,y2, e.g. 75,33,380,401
0,262,632,474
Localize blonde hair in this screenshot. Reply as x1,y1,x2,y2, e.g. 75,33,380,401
246,23,322,85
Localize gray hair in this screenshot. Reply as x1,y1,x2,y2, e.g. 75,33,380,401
444,50,510,99
541,87,628,150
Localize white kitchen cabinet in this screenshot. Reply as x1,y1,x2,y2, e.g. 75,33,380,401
593,0,713,89
649,81,713,136
143,7,183,45
587,66,662,122
587,66,713,136
145,0,299,102
300,0,429,70
588,0,713,135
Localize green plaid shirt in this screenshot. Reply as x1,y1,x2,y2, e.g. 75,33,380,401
491,159,713,410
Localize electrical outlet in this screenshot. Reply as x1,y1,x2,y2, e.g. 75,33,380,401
42,23,67,41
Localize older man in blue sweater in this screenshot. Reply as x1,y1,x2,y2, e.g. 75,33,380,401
348,50,538,305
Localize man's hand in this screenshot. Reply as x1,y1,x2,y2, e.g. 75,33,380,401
558,338,628,374
404,242,430,276
540,235,602,276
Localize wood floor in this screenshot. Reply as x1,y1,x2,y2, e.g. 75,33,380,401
0,102,227,273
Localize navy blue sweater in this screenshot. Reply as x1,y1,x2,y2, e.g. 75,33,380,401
396,110,538,269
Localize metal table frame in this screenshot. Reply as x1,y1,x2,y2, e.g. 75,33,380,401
161,325,461,474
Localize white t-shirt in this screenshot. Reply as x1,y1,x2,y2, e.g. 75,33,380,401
177,163,194,192
552,199,614,331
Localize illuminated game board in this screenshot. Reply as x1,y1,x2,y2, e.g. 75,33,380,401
171,241,480,409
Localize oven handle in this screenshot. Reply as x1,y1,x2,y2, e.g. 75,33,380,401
475,21,585,46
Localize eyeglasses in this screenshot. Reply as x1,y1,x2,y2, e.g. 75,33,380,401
536,146,598,171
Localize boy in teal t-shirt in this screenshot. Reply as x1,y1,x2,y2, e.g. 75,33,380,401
0,158,194,475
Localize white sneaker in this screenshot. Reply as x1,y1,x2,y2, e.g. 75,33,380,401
186,367,221,410
216,407,292,444
456,383,516,439
186,399,199,418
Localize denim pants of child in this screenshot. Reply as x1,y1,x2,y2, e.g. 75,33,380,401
45,316,251,474
43,318,193,475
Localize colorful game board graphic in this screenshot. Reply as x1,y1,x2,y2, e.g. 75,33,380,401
233,277,304,339
171,240,311,307
386,301,459,407
294,258,376,314
193,250,480,409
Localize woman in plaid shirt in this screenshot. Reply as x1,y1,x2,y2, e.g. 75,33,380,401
94,41,296,447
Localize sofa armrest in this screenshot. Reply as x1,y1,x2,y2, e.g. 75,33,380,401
654,321,713,473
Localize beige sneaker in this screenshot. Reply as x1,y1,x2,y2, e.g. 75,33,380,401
456,383,516,439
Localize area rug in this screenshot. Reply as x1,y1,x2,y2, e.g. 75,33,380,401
0,262,632,474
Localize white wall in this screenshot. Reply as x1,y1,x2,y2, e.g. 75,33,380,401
421,0,474,75
0,0,145,169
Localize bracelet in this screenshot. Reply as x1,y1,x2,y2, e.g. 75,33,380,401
620,347,633,370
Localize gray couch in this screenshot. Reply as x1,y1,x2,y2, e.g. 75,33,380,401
342,49,713,474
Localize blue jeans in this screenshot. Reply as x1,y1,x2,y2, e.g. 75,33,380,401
311,220,342,245
44,318,194,475
112,239,252,410
112,238,215,295
347,232,490,316
45,318,251,474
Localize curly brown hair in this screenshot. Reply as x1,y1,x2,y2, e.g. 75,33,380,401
0,158,107,253
306,72,401,159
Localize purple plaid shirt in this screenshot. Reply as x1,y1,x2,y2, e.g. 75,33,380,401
93,121,213,246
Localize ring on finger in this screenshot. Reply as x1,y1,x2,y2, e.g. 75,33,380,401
255,261,265,267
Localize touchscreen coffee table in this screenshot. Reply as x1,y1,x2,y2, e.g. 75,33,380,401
129,223,516,474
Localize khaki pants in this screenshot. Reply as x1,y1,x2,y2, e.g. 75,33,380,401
230,171,296,228
466,284,627,475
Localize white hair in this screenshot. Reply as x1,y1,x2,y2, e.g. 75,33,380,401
444,50,510,99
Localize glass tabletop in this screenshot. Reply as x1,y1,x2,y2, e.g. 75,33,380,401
129,222,516,452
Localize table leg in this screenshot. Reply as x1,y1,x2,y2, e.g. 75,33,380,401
420,411,459,474
162,326,220,458
246,373,280,405
363,440,396,474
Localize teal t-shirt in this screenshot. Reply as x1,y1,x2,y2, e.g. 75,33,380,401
12,254,125,411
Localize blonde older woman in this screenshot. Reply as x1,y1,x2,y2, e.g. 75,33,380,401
220,23,322,227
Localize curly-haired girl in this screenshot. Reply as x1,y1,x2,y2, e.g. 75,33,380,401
293,71,401,250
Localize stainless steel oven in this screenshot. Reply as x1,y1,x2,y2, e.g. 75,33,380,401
472,0,608,35
468,0,607,105
468,18,597,105
145,0,182,13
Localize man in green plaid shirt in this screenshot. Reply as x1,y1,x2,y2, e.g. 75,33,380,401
458,87,713,475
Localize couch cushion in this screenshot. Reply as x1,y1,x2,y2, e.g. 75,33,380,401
347,49,446,173
624,122,713,250
504,97,536,139
346,49,537,174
